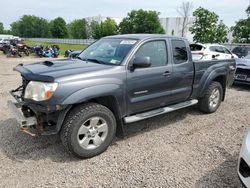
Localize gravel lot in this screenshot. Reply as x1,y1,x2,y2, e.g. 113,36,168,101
0,56,248,187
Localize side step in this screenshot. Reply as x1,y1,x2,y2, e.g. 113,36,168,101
124,99,198,123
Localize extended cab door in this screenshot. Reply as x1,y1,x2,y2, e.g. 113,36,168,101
126,39,174,114
169,39,194,103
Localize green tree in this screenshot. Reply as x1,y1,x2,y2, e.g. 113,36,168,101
232,5,250,43
91,18,118,39
0,22,4,34
190,7,228,43
215,21,228,43
119,9,165,34
10,15,50,37
100,18,118,37
68,19,88,39
50,17,68,38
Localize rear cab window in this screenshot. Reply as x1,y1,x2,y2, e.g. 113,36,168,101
171,40,188,64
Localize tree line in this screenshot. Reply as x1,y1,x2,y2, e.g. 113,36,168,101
0,10,164,40
0,4,249,43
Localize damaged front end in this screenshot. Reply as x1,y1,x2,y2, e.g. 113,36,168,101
8,76,39,136
8,66,71,136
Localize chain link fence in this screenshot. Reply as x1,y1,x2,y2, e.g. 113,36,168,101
25,38,96,45
223,43,250,50
25,38,250,50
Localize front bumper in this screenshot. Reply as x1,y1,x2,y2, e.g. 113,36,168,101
234,80,250,86
238,128,250,187
7,100,37,128
8,89,71,135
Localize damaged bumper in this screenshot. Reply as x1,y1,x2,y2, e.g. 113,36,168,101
7,100,37,128
8,89,71,136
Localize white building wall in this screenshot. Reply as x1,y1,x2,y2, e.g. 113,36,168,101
160,17,195,42
85,16,122,24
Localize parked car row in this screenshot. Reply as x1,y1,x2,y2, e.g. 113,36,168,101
0,38,60,58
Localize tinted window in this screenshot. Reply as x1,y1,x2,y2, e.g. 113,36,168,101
171,40,188,64
190,44,204,51
209,46,217,52
210,46,224,53
135,40,167,67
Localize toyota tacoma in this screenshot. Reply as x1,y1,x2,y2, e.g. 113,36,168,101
8,34,236,158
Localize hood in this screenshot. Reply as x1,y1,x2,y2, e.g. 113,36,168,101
14,59,113,82
236,58,250,68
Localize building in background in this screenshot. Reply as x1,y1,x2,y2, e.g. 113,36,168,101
85,15,122,24
160,17,195,42
85,16,195,41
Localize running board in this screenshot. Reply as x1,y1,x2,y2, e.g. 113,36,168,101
124,99,198,123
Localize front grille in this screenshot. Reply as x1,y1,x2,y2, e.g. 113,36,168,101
236,68,250,76
239,158,250,178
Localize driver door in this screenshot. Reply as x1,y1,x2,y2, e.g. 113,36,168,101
126,39,174,115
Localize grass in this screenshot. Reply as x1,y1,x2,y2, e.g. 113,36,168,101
23,40,87,56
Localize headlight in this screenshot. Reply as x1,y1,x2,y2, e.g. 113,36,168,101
24,81,58,101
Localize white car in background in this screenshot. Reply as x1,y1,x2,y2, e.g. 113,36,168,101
238,128,250,187
190,43,238,61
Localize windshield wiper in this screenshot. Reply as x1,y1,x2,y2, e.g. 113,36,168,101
76,56,82,60
81,58,104,64
77,57,114,65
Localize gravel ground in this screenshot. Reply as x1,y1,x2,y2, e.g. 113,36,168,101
0,56,248,187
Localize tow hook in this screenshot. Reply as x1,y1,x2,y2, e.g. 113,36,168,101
21,128,37,137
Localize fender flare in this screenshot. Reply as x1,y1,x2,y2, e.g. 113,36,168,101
62,84,122,105
198,68,227,98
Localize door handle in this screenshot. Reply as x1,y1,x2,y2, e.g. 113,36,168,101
163,71,171,76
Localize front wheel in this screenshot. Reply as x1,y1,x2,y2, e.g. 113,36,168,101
198,81,223,113
60,103,116,158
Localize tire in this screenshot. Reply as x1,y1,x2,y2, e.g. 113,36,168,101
198,81,223,113
60,103,116,158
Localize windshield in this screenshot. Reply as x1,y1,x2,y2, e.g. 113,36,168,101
245,54,250,60
78,38,137,65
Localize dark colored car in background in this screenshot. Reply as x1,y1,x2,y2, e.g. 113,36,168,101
235,54,250,85
232,46,250,58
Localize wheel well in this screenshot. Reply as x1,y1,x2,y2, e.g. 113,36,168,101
88,96,121,120
213,75,226,101
67,96,125,137
88,96,125,137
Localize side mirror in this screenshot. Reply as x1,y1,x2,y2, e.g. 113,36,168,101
131,56,151,70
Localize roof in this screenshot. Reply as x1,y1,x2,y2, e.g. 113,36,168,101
104,34,185,40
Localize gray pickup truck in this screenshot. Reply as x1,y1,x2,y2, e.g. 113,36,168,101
8,34,236,158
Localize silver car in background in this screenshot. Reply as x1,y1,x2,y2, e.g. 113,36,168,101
238,128,250,187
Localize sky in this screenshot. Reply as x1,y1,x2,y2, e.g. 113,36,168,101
1,0,249,29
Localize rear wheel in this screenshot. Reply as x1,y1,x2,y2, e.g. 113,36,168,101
60,103,116,158
198,81,223,113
